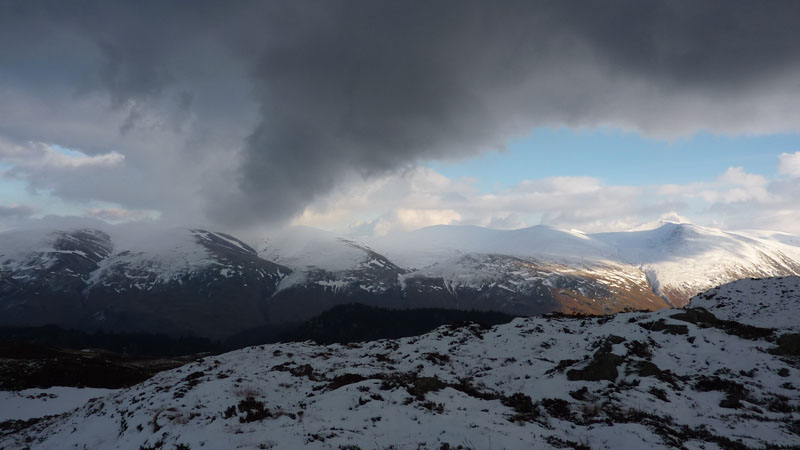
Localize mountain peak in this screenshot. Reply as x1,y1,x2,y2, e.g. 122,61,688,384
626,212,693,232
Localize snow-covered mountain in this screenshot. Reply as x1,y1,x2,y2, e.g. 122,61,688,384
258,227,406,324
259,225,668,320
593,222,800,306
366,221,800,307
5,277,798,449
264,221,800,314
396,254,667,315
0,228,114,329
1,227,290,338
369,224,612,267
3,221,800,337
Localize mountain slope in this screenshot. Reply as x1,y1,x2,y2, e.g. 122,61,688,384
259,227,406,324
399,253,669,315
83,228,291,338
369,224,612,268
0,228,114,329
0,227,291,338
689,276,800,332
6,277,798,449
594,222,800,306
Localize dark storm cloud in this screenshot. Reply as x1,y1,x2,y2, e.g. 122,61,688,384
218,0,800,224
2,1,800,226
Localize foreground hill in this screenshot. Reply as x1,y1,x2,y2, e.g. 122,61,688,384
690,276,800,332
5,277,798,449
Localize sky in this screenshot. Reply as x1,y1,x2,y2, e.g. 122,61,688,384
2,0,800,237
430,129,800,189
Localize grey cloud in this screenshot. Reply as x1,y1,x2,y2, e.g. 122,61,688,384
0,204,35,219
486,214,527,230
2,1,800,228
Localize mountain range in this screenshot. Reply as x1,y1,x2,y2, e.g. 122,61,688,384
2,221,800,338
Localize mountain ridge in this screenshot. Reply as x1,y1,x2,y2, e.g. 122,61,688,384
3,222,800,337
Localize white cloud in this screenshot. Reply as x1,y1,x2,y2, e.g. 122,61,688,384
512,177,604,195
287,168,653,234
39,148,124,169
656,166,774,205
718,166,767,187
285,154,800,236
0,139,124,170
85,207,158,223
373,208,462,236
778,151,800,177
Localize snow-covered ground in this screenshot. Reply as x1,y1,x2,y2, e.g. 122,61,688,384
690,276,800,332
5,277,798,449
0,387,117,422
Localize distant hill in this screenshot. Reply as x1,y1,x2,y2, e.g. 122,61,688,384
279,303,516,344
